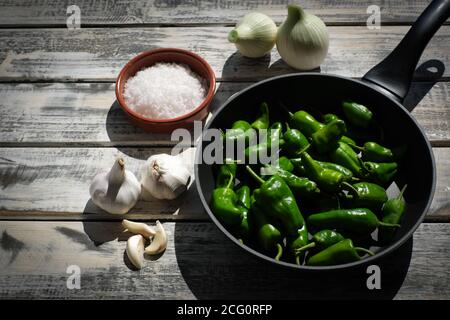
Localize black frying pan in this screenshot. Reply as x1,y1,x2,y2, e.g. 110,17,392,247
195,0,450,270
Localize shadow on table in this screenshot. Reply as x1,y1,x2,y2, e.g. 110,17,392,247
174,220,413,300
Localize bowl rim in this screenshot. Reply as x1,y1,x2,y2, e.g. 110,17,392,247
115,48,216,124
194,72,436,271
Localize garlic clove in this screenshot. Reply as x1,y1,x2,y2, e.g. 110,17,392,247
144,221,167,255
122,219,156,238
126,234,145,270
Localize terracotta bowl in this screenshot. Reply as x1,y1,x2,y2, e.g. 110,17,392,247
115,48,216,133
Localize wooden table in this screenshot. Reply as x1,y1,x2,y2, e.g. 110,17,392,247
0,0,449,300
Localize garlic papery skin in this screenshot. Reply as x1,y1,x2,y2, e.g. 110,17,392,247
144,221,167,255
126,234,145,270
228,12,277,58
89,158,141,214
276,4,329,70
141,154,191,200
122,219,156,238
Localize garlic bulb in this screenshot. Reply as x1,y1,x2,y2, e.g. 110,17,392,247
276,4,329,70
122,219,156,238
144,221,167,255
89,158,141,214
126,234,145,270
228,12,277,58
140,153,191,200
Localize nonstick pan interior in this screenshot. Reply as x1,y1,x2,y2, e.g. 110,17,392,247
195,73,436,270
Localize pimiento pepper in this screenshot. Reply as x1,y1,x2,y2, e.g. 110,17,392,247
224,120,255,144
245,122,282,163
210,174,245,227
283,123,310,156
322,114,357,145
288,110,325,137
291,157,354,182
364,161,398,185
251,102,270,130
276,156,294,173
307,239,374,266
250,201,284,260
266,165,320,198
342,101,373,128
311,119,347,154
295,229,345,255
330,141,366,177
216,162,238,188
246,166,309,262
307,208,400,235
346,182,388,210
298,150,350,193
352,142,397,163
379,185,407,243
233,185,251,240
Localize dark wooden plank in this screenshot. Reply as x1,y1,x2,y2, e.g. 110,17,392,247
0,81,449,145
0,0,448,26
0,147,448,221
0,221,449,299
0,26,449,81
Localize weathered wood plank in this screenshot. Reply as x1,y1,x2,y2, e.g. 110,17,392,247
0,0,448,26
0,147,204,220
0,221,449,299
0,26,449,81
0,147,448,221
0,81,449,145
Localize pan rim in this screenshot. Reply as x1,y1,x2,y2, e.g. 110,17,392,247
194,72,436,271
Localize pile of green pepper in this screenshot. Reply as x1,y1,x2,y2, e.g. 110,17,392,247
210,101,408,266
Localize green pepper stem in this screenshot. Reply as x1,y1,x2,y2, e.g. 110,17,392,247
295,254,301,266
378,221,401,228
342,182,358,194
355,247,375,257
397,184,408,200
294,242,316,255
245,165,265,185
225,173,234,189
238,238,244,245
347,143,364,151
274,243,283,261
285,122,291,130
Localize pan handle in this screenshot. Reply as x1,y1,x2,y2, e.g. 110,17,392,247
362,0,450,102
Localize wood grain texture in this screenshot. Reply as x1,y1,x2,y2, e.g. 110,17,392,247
0,221,449,299
0,26,449,81
0,81,449,145
0,0,448,26
0,147,448,221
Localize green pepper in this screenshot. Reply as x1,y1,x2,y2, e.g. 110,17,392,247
307,208,400,235
288,110,325,137
216,162,237,188
342,101,373,128
266,165,320,198
346,182,388,210
224,120,255,144
250,202,284,261
246,166,309,262
307,239,374,266
379,185,407,243
251,102,270,130
316,161,355,181
311,119,347,154
364,161,398,185
233,185,251,240
245,122,283,162
340,135,357,146
323,113,339,124
298,151,349,193
283,123,310,156
295,229,345,255
210,174,245,227
330,142,366,177
275,156,294,173
353,142,395,162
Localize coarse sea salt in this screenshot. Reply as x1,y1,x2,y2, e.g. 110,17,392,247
123,62,207,120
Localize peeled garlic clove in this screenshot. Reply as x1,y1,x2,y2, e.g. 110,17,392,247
126,234,145,270
122,219,156,238
144,221,167,255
